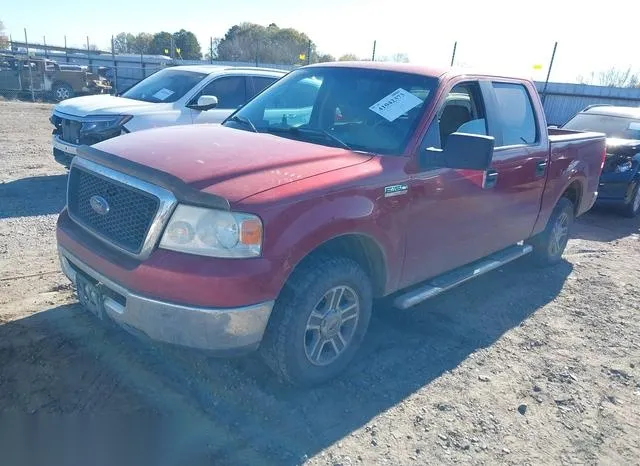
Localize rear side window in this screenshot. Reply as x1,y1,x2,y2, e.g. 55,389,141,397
199,76,247,109
492,83,537,146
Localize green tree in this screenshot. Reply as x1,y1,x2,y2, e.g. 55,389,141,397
148,31,173,56
172,29,201,60
217,22,322,65
113,32,153,54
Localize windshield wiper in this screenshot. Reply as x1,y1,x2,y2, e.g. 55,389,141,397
266,126,352,150
228,115,258,133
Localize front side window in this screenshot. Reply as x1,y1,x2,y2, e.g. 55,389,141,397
122,68,207,103
198,76,247,109
422,82,487,150
492,82,538,146
224,67,438,155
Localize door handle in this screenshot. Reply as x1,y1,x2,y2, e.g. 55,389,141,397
483,169,498,189
536,160,548,177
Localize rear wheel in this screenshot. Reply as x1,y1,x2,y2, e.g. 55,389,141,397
622,181,640,218
527,197,574,266
52,83,74,102
260,256,372,386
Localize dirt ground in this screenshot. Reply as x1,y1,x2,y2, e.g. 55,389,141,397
0,100,639,465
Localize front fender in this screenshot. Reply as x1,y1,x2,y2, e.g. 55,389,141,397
261,192,405,295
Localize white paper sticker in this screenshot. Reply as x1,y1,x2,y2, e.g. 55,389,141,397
629,122,640,131
369,88,424,122
152,88,175,101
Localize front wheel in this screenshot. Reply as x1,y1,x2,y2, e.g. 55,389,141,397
622,181,640,218
527,197,574,266
260,256,373,386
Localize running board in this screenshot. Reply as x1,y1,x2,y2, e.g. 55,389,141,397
394,244,533,310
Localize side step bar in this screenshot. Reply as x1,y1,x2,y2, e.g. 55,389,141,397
394,244,533,310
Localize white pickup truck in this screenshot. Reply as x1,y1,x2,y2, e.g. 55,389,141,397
50,65,286,167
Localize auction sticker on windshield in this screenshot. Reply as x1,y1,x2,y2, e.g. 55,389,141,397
153,88,175,101
369,88,424,122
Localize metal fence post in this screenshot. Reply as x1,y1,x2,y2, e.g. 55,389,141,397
24,28,35,102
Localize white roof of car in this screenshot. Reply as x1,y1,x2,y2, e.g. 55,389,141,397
168,64,288,76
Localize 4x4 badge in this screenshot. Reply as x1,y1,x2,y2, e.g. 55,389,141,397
384,184,408,198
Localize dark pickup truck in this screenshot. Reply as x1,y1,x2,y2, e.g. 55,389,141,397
56,62,606,386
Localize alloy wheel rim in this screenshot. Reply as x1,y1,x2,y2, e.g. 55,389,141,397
549,211,570,257
304,285,360,366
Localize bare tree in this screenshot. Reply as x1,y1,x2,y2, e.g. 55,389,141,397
578,67,640,88
390,52,409,63
0,20,8,50
338,53,359,61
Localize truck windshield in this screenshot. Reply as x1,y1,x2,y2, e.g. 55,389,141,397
563,113,640,140
122,68,207,103
223,67,438,154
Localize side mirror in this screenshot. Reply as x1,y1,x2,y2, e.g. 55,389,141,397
189,95,218,111
421,133,495,171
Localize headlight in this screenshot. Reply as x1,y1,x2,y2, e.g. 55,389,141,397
159,205,263,258
80,115,132,134
615,160,633,173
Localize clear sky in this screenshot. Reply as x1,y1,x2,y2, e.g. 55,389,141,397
3,0,639,83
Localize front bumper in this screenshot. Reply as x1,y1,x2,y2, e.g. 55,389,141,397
58,246,275,353
52,135,78,167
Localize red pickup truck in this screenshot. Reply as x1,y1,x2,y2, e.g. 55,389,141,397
56,62,606,386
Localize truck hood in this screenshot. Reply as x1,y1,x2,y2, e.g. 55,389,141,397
54,95,165,117
92,125,373,203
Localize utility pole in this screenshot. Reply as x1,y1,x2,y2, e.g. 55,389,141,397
307,40,311,65
541,42,558,105
450,41,457,67
43,36,48,59
371,40,377,61
210,37,214,64
64,35,68,63
24,29,35,102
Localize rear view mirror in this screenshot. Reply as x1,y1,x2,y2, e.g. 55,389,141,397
422,133,495,171
189,95,218,111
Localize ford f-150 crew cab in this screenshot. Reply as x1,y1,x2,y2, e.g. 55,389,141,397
56,62,606,386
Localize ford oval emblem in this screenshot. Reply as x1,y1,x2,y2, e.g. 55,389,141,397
89,195,110,215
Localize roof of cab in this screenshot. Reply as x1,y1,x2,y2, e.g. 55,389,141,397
303,61,535,83
583,105,640,119
305,61,449,78
167,64,288,75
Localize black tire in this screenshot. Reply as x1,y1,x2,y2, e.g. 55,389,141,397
52,82,74,102
622,181,640,218
260,256,373,386
527,197,574,267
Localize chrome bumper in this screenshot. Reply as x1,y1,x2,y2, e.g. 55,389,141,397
58,247,274,352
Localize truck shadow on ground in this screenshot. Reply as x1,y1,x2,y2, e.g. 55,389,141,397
0,259,572,465
0,174,67,219
572,208,640,243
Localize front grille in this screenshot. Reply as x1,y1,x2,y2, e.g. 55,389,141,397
60,118,82,144
67,166,160,253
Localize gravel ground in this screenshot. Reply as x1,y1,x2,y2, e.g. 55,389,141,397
0,100,639,465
